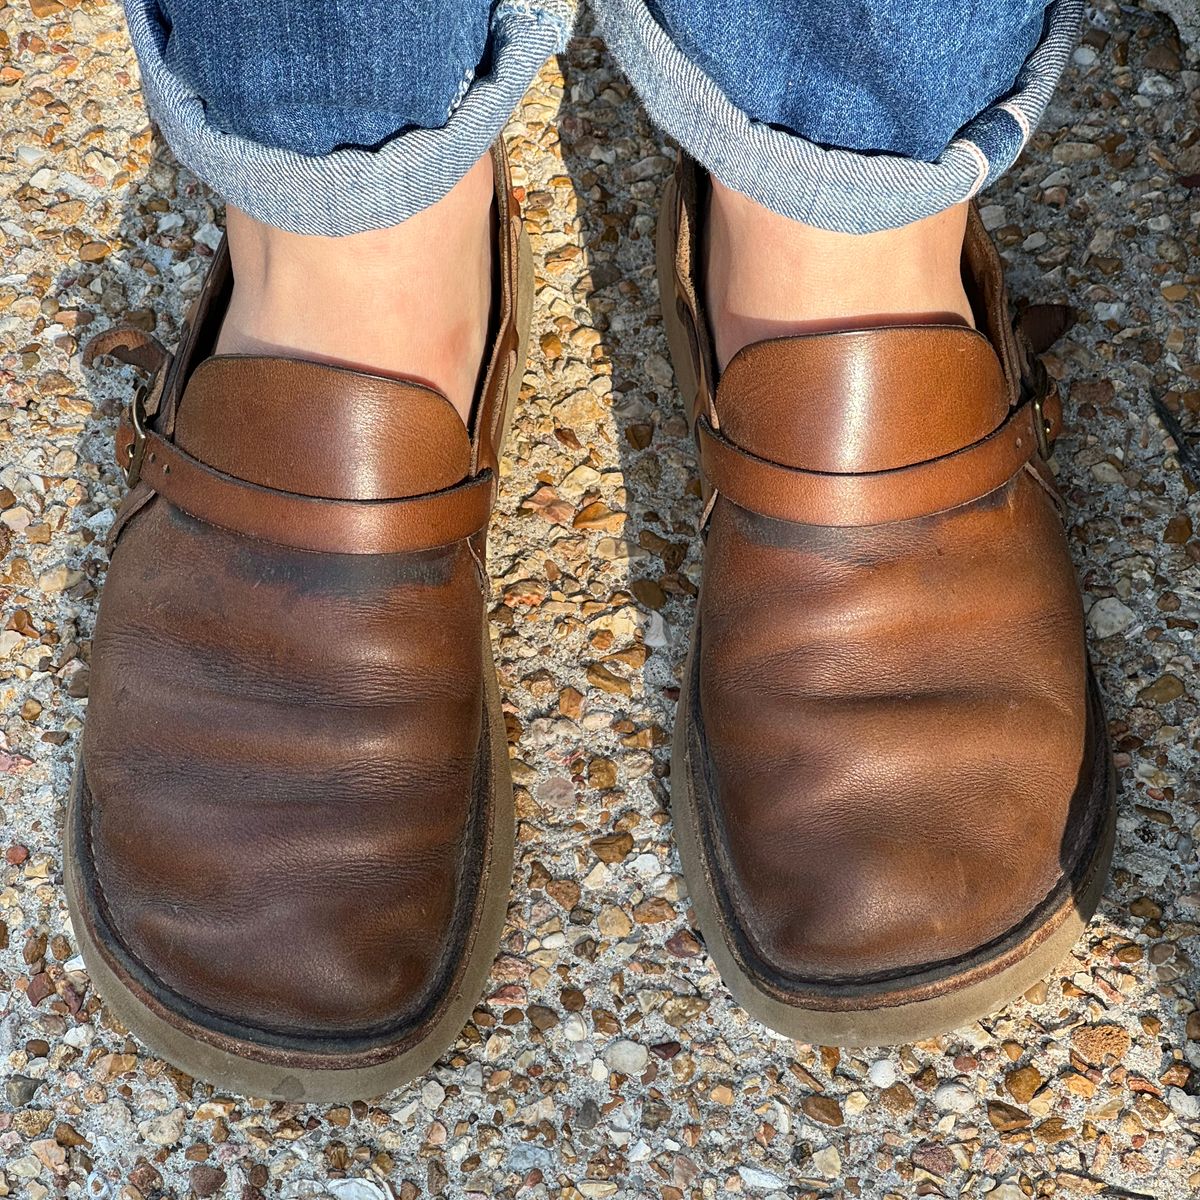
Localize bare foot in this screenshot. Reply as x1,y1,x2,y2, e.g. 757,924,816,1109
216,155,494,424
704,178,974,372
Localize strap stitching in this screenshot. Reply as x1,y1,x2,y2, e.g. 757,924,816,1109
120,419,493,552
697,400,1045,526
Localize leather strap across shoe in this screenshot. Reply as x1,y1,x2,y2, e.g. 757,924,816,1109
114,364,497,555
694,381,1060,528
66,142,532,1101
657,153,1116,1045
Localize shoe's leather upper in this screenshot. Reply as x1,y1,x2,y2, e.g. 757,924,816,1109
668,159,1109,986
80,146,523,1044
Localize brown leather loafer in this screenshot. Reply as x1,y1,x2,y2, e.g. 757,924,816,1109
67,144,531,1100
658,154,1116,1045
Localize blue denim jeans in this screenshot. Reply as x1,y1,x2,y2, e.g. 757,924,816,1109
124,0,1082,236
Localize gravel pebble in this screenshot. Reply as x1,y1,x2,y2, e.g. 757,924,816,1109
1088,596,1136,637
933,1081,976,1113
602,1038,649,1076
867,1059,898,1088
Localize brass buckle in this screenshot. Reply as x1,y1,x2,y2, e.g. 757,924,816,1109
123,383,150,488
1021,351,1054,460
1032,388,1053,461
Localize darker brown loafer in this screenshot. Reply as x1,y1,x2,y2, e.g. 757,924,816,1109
657,154,1116,1045
67,144,531,1100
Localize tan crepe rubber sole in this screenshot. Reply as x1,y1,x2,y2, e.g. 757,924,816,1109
63,228,534,1104
656,178,1116,1045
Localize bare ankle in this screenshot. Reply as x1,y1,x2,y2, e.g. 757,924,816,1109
216,155,495,423
704,179,974,372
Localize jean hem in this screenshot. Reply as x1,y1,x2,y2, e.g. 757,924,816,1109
595,0,1083,233
123,0,573,236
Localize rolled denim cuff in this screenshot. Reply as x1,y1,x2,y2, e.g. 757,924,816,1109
123,0,574,236
596,0,1083,233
